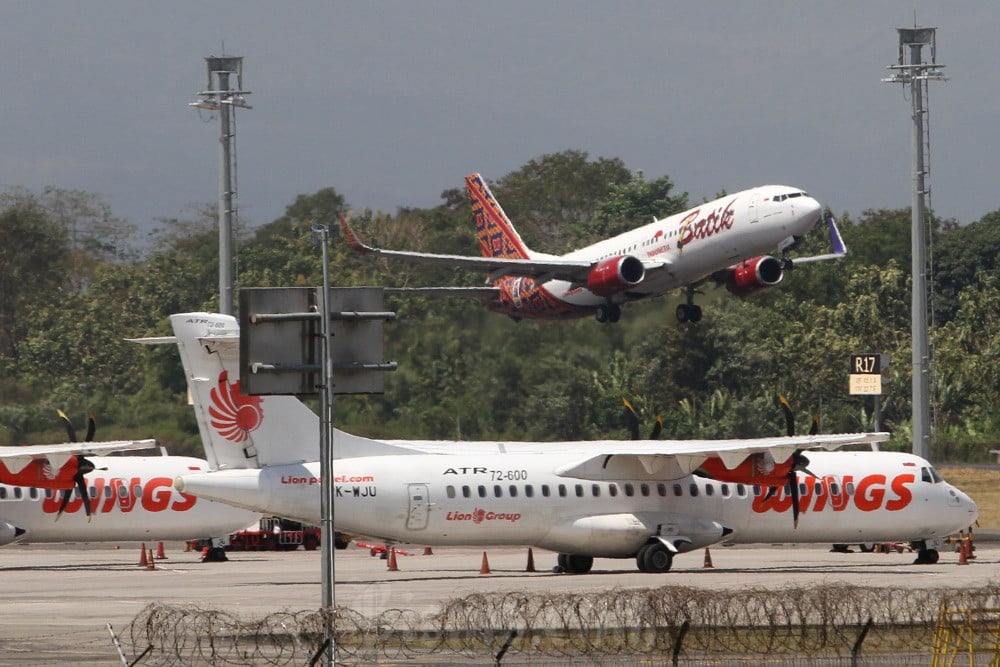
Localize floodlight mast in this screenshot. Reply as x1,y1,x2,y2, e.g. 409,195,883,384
190,56,252,316
882,27,946,461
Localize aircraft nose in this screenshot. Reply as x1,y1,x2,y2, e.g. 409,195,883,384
797,196,822,224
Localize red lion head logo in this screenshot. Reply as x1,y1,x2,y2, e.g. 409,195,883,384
209,371,264,443
472,508,485,524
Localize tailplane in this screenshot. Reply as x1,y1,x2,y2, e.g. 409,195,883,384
465,172,534,260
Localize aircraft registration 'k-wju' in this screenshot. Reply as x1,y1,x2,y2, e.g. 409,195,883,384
0,416,260,547
169,313,977,572
339,173,846,323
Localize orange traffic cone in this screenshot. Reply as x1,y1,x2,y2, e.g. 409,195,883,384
968,531,977,560
525,548,536,572
958,538,969,565
479,551,491,575
138,543,148,567
423,546,433,555
146,548,156,571
387,549,399,571
200,546,210,560
155,542,167,560
703,548,714,569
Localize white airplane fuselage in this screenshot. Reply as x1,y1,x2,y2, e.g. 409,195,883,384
0,455,259,546
552,186,821,306
176,449,977,560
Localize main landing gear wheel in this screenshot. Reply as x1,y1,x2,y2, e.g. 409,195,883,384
675,303,702,323
636,543,673,573
914,548,939,564
595,303,622,323
556,553,594,574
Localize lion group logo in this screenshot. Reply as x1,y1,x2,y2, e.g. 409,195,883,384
209,371,264,443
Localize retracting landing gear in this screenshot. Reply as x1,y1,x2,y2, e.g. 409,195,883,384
595,303,622,323
555,553,594,574
636,542,674,573
675,287,702,323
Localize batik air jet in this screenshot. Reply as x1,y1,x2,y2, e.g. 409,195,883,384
339,173,846,323
169,313,977,572
0,413,259,547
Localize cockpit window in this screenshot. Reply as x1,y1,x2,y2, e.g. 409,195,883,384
922,467,944,484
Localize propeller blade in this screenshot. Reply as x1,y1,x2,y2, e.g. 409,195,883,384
622,398,640,441
85,411,96,442
790,471,801,529
76,474,92,523
58,409,77,443
778,395,795,436
649,415,663,440
809,414,819,436
55,489,72,522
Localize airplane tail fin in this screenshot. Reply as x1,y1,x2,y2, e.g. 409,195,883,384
170,313,320,469
169,313,416,468
465,172,534,260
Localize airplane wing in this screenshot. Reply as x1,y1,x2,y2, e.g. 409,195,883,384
339,213,668,285
0,440,159,474
552,432,888,481
385,286,501,299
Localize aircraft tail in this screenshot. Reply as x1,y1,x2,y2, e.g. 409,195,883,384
169,313,415,468
465,172,534,260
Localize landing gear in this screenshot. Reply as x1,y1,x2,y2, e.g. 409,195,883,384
914,548,940,564
595,303,622,323
676,287,702,323
675,303,702,323
636,542,673,573
555,553,594,574
203,546,229,562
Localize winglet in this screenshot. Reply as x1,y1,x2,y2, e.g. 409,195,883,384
337,212,375,254
827,216,847,256
789,215,847,266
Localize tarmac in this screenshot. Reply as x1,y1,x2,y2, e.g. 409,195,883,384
1,538,998,664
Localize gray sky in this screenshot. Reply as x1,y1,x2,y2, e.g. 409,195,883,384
2,3,996,242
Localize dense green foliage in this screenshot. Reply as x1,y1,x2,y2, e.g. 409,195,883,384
1,150,998,462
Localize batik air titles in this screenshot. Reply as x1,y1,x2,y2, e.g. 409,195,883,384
340,173,846,323
170,313,977,573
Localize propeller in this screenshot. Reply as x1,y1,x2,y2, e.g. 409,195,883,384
622,398,663,440
774,395,819,529
55,410,97,522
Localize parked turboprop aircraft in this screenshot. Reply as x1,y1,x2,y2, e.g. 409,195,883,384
168,313,977,571
0,453,261,548
339,173,846,323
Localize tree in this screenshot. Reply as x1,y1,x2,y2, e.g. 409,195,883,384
493,150,633,251
594,173,688,241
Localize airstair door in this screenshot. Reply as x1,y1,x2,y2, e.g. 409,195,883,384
406,483,430,531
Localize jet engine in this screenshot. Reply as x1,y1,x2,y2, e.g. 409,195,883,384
724,255,784,296
585,255,645,297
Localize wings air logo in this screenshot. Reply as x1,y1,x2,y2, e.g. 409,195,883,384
209,371,264,443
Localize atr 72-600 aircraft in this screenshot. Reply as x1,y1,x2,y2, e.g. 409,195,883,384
340,173,845,323
168,313,977,572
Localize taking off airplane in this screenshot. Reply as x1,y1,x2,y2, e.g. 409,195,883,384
339,173,846,323
169,313,977,572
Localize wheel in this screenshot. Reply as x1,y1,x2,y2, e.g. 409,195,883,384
675,304,689,322
555,553,569,572
307,533,323,551
640,543,673,573
858,543,875,553
636,544,651,572
563,554,594,574
914,548,939,565
203,546,229,563
689,305,702,322
595,305,609,323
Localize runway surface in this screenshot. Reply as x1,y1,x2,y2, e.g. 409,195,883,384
1,539,994,664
